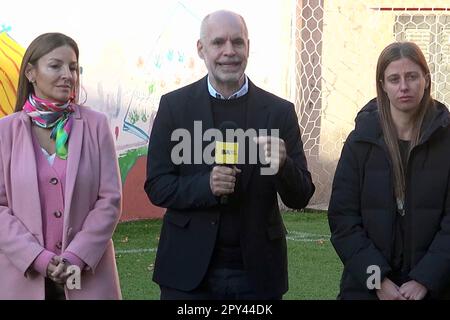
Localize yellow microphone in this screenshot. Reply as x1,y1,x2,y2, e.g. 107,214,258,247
215,121,239,205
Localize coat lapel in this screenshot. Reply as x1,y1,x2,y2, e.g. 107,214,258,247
19,112,43,241
63,106,83,234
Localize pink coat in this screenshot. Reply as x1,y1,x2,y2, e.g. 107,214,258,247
0,105,122,299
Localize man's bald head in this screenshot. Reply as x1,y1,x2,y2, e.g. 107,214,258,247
199,10,248,41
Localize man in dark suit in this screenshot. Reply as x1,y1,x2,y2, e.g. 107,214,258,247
144,10,315,300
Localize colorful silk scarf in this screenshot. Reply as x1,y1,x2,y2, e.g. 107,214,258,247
23,94,74,160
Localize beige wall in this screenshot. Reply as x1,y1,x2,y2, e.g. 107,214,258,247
321,0,449,164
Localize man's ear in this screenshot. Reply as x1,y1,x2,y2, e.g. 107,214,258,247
247,38,250,57
25,63,36,82
197,40,204,59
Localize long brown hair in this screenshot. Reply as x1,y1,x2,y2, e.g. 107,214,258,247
376,42,434,202
14,33,80,112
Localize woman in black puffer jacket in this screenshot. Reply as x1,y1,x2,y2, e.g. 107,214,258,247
328,42,450,300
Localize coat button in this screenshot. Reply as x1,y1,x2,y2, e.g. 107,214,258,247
50,177,59,185
56,241,62,250
54,211,62,218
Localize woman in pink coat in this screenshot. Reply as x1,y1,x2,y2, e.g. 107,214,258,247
0,33,122,299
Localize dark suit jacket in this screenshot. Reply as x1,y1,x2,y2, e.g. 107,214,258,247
145,76,315,297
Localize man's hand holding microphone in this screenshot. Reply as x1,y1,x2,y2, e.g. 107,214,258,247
210,166,241,201
210,122,241,204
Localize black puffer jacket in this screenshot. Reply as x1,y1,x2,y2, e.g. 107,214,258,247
328,98,450,299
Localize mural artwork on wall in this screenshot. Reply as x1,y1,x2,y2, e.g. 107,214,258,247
1,0,292,219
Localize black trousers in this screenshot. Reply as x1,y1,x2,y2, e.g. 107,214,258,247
160,268,282,300
45,278,66,300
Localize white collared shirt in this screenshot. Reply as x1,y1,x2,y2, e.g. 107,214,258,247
207,75,249,100
41,147,56,166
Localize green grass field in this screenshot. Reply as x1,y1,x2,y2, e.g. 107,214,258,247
112,211,343,300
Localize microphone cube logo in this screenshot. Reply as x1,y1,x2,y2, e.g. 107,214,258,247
215,141,239,165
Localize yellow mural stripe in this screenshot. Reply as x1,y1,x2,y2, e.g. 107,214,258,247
0,33,25,117
0,67,17,96
0,68,17,103
0,35,24,69
0,41,19,74
0,66,17,115
0,80,13,116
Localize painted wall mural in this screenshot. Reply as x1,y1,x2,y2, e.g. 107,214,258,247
0,0,293,220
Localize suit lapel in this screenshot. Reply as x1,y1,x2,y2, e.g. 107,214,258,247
63,106,83,232
188,77,214,168
241,81,269,192
190,76,214,131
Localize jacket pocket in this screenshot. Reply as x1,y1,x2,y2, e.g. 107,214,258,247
164,212,191,228
267,223,287,240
